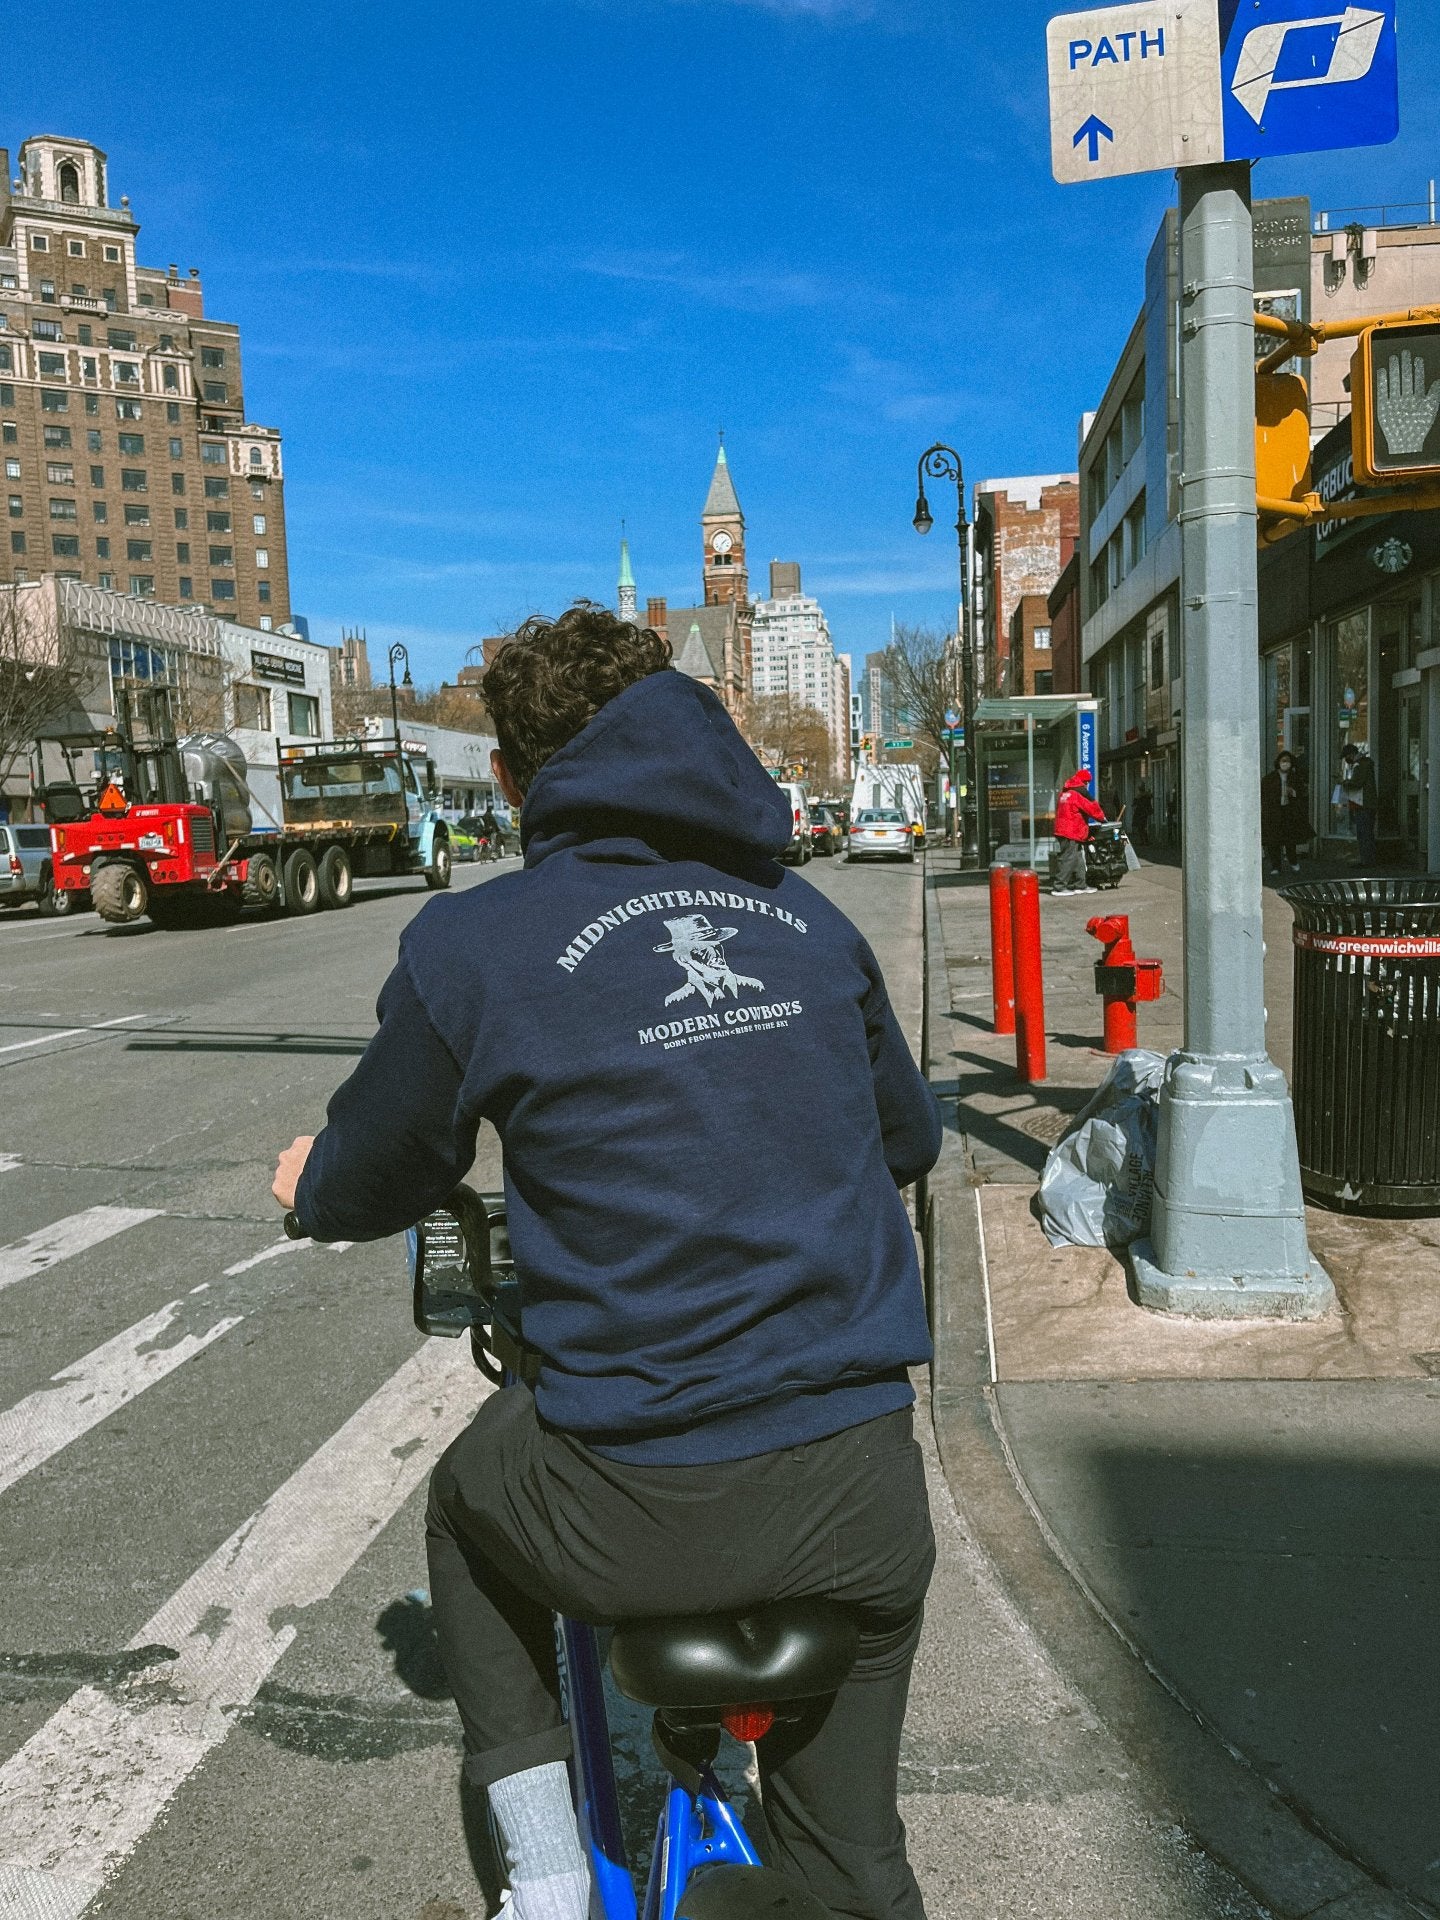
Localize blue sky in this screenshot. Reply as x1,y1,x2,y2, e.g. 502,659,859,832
5,0,1436,679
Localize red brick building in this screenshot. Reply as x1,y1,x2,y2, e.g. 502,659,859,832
972,474,1079,696
1046,552,1081,695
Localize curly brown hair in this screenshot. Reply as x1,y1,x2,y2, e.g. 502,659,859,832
481,602,673,794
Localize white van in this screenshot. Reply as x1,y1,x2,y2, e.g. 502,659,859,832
776,782,813,865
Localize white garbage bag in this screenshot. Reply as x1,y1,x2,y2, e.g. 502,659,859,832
1036,1049,1168,1249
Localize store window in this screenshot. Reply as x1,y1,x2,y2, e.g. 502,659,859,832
287,691,319,737
1329,612,1370,754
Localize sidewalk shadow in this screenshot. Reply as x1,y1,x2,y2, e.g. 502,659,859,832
948,1049,1091,1175
1032,1419,1440,1910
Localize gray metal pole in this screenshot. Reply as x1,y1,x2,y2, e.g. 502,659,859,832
1128,162,1334,1320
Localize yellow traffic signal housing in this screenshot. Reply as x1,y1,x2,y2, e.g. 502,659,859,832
1352,321,1440,485
1255,370,1312,508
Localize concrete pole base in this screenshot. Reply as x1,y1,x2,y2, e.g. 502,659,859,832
1129,1052,1338,1321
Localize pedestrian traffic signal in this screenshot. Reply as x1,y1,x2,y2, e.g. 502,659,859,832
1351,321,1440,485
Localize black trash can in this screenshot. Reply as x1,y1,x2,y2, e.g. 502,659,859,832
1281,878,1440,1214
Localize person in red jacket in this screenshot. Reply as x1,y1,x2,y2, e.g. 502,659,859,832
1052,768,1106,894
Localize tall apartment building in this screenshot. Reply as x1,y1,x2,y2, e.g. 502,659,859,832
750,561,849,783
0,134,291,630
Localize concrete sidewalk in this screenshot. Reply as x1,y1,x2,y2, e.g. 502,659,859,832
923,846,1440,1919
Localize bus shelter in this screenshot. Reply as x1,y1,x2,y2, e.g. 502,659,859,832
974,695,1099,868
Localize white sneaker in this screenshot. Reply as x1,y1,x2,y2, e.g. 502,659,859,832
1082,886,1100,894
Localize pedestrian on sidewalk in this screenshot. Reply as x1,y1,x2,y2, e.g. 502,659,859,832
1130,781,1154,847
1260,749,1309,878
1339,744,1378,868
1052,768,1105,895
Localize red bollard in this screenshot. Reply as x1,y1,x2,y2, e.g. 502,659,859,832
988,863,1015,1035
1009,868,1046,1083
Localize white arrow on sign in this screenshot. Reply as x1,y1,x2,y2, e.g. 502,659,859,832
1229,5,1386,124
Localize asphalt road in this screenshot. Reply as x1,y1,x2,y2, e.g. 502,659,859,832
0,850,1266,1920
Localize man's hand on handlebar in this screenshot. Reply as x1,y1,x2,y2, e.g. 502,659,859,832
272,1135,315,1212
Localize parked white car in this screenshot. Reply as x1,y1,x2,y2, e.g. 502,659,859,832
776,782,813,865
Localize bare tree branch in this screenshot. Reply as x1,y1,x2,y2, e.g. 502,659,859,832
741,692,834,787
0,589,96,806
881,623,960,778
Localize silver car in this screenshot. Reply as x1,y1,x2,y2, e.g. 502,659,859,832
847,808,917,863
0,822,82,915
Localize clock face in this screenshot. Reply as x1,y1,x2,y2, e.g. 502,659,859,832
711,531,733,555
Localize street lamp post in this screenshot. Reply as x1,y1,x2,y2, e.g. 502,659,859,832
913,444,978,859
387,642,413,754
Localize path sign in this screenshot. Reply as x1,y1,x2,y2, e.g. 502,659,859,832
1047,0,1398,183
1047,1,1223,184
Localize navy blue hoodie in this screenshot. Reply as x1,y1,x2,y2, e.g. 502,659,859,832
295,669,941,1464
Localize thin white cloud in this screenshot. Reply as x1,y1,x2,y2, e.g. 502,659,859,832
581,250,849,313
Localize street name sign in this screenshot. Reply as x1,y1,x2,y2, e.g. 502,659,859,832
882,738,914,750
1047,0,1398,183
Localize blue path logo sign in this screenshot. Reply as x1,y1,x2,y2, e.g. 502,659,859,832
1220,1,1398,159
1048,0,1398,182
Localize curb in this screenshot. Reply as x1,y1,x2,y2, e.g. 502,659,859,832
920,861,1424,1920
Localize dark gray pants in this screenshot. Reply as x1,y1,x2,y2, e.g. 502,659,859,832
1053,838,1088,890
425,1387,935,1919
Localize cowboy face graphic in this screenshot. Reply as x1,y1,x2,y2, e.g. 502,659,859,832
654,915,764,1008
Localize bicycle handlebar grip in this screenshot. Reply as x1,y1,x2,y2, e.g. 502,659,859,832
282,1211,306,1241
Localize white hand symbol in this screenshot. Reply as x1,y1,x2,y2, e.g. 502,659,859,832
1374,347,1440,457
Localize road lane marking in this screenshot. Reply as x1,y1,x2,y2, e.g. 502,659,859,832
0,1338,483,1918
0,1155,19,1175
0,1208,162,1295
222,1237,309,1276
0,1300,243,1497
0,1014,147,1057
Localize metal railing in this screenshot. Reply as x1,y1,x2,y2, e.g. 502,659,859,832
1314,190,1438,232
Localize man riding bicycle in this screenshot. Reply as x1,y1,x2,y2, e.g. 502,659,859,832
274,605,942,1919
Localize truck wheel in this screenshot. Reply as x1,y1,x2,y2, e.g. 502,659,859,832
317,844,353,910
243,852,280,912
424,837,453,891
92,863,148,925
282,847,321,915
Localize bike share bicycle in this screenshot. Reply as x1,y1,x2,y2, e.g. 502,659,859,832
404,1185,847,1920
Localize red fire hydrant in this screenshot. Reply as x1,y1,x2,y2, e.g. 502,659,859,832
1086,914,1163,1053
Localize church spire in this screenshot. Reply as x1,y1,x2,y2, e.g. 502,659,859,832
702,439,742,520
617,525,637,624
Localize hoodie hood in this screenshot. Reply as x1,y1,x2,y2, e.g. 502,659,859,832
519,669,792,865
1063,769,1093,791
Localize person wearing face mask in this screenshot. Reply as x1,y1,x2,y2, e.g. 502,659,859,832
1260,749,1308,879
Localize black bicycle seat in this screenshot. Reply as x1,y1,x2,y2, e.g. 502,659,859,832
609,1600,858,1709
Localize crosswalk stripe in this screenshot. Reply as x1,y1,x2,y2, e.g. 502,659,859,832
0,1014,147,1058
0,1207,161,1295
0,1338,484,1919
0,1300,244,1499
0,1156,20,1175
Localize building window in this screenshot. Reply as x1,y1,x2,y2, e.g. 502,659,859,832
166,402,180,424
0,385,9,406
162,365,179,392
6,496,20,517
87,428,102,452
208,545,233,565
1032,625,1051,652
234,683,271,730
39,281,56,303
90,463,104,485
49,498,77,520
171,473,186,495
81,357,98,382
103,245,121,263
168,437,182,459
116,400,142,422
120,468,147,491
33,319,61,340
255,548,269,569
128,575,155,595
203,381,227,404
250,482,265,500
123,504,150,525
96,536,110,558
287,691,318,737
201,346,226,368
1,428,14,448
77,324,92,344
46,462,74,484
113,361,140,387
43,427,72,449
1033,670,1054,695
210,578,235,601
92,500,107,522
206,510,231,532
4,459,19,479
118,432,145,455
257,580,272,604
259,614,272,631
252,513,267,535
173,507,188,528
97,571,113,588
58,162,81,203
176,541,190,562
249,448,263,468
84,394,99,416
204,477,229,498
126,539,153,561
41,389,68,412
201,441,225,466
30,233,49,252
178,576,193,599
51,534,80,556
0,273,15,289
67,238,85,257
38,352,66,378
106,332,135,353
9,531,24,553
102,289,116,311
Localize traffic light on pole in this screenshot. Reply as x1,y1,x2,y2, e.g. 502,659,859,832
1351,321,1440,486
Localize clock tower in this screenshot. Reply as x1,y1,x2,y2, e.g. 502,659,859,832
701,441,748,610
